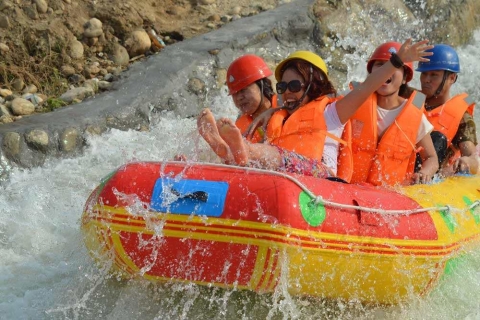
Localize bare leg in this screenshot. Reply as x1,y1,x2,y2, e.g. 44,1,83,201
217,118,285,169
197,108,231,161
247,143,283,170
217,118,249,166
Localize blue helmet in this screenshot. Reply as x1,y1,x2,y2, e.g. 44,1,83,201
416,44,460,73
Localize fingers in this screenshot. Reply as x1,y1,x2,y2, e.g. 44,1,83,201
411,172,423,184
245,117,262,139
399,39,433,62
417,43,434,62
400,38,412,49
412,42,432,58
410,39,430,47
245,108,276,140
452,159,459,172
413,173,421,184
412,172,432,184
454,159,470,174
246,109,275,139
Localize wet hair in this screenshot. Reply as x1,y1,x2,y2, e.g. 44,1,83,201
279,60,337,99
398,84,411,98
254,78,275,103
444,70,458,83
395,68,411,98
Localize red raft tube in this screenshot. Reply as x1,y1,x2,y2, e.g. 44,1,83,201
81,161,480,304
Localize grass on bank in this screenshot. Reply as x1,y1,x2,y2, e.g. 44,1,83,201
0,32,70,109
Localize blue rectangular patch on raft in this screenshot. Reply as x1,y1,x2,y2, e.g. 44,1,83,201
150,178,228,216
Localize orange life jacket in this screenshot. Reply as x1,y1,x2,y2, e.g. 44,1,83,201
424,93,475,164
235,94,278,143
349,89,426,186
265,96,353,182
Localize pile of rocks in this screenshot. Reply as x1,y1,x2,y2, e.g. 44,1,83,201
0,86,45,124
0,14,162,124
0,0,281,126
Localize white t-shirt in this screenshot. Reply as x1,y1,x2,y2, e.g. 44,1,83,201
376,100,433,143
323,101,345,174
321,100,433,175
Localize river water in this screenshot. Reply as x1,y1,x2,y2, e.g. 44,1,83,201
1,26,480,320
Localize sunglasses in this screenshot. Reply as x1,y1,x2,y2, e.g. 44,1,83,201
276,80,305,94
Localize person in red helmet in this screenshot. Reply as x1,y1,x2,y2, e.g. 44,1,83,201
197,54,277,163
177,54,276,162
348,41,439,186
226,54,278,143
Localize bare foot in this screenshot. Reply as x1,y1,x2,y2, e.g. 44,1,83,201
197,108,230,160
217,118,249,166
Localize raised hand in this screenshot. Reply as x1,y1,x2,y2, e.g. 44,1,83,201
244,108,278,141
453,157,471,174
397,39,434,63
411,170,433,184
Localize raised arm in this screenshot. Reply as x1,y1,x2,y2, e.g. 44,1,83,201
336,39,434,124
244,108,278,141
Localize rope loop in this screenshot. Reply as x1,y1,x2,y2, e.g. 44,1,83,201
471,200,480,210
314,196,324,205
443,205,452,214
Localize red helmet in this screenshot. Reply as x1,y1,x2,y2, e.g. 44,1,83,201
226,54,273,95
366,42,413,82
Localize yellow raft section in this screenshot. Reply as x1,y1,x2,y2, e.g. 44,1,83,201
82,175,480,305
284,175,480,304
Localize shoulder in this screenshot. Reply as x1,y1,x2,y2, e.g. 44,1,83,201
460,112,476,124
447,93,476,109
324,101,344,130
458,112,477,134
452,112,478,145
458,112,477,133
306,95,337,110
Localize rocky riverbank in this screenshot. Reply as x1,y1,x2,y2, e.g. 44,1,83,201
0,0,283,123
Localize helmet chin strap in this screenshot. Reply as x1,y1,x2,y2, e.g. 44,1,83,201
434,71,450,97
256,80,264,113
245,67,315,140
283,66,313,112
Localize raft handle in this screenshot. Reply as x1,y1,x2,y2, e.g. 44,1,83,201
150,177,228,216
171,189,208,202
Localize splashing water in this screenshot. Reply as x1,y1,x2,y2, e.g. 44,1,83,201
1,24,480,320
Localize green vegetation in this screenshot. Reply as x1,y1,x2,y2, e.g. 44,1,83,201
43,98,67,112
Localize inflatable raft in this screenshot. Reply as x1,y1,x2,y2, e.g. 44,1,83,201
81,161,480,304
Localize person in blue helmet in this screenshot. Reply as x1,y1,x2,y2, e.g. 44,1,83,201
416,44,479,176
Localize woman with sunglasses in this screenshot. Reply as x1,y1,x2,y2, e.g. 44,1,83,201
198,39,433,180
